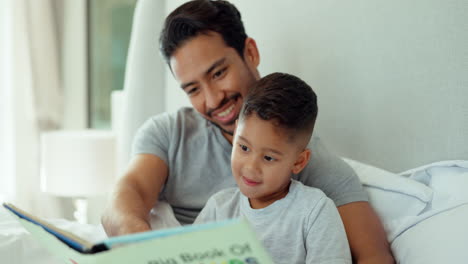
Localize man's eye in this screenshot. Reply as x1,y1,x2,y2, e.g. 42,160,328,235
186,87,198,95
264,156,276,162
239,144,249,152
213,68,226,79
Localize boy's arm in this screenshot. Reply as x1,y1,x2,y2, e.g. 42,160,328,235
101,154,168,236
338,202,395,264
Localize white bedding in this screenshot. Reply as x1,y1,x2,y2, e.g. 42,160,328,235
1,160,467,264
345,159,468,263
0,208,106,264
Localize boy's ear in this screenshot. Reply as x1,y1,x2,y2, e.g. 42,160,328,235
291,149,311,174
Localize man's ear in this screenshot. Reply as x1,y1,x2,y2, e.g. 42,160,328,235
243,37,260,68
291,149,311,174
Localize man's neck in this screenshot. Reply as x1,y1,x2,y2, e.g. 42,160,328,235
208,120,235,144
222,130,234,144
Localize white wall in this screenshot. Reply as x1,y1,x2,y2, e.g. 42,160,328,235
164,0,468,172
163,1,192,113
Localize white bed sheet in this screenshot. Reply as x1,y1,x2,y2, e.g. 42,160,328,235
0,206,106,264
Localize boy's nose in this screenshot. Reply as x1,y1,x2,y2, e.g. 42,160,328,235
242,156,261,178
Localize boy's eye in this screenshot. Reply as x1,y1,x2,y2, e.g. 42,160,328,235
264,155,276,162
239,144,249,152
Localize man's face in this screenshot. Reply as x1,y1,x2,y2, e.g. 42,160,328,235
170,32,259,138
231,114,307,209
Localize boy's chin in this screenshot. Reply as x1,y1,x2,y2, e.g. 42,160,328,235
237,186,258,199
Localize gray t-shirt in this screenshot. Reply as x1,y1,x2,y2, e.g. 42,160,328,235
132,107,367,224
194,180,352,264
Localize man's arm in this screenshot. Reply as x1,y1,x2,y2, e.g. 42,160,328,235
101,154,168,236
338,201,395,264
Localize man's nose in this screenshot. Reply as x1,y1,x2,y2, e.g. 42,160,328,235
205,84,225,110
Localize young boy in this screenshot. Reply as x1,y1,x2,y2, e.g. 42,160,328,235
195,73,351,264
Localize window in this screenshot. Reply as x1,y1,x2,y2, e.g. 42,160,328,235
88,0,137,128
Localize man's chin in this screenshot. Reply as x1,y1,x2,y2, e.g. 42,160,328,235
218,123,236,136
209,120,236,136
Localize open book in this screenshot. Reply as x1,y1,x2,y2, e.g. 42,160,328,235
3,203,273,264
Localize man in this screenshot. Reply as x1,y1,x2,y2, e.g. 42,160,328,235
102,1,394,263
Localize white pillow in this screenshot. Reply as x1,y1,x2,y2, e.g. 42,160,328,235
391,203,468,264
342,158,433,222
401,161,468,209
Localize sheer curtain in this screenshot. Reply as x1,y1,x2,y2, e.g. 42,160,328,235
0,0,63,216
0,0,15,204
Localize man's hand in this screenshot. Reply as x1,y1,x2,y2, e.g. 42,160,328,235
101,154,169,237
338,201,395,264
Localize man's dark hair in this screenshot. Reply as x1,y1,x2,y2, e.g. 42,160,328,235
240,73,318,143
160,0,247,64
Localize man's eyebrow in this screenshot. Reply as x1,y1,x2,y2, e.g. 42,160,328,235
180,57,227,90
181,81,196,90
205,57,226,76
238,135,284,156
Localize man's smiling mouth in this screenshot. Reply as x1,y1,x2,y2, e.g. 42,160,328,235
217,104,235,118
207,93,241,125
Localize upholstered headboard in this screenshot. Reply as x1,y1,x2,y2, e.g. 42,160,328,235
122,0,468,173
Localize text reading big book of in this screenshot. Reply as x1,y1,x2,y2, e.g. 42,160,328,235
3,203,274,264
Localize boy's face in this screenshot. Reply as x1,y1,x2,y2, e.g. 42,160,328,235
231,114,310,209
170,32,260,141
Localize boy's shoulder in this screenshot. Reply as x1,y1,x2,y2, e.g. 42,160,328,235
290,180,333,208
210,187,242,204
291,179,326,197
204,187,243,220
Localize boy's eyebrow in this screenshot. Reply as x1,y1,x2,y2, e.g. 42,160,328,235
263,147,284,156
237,135,284,156
180,57,226,90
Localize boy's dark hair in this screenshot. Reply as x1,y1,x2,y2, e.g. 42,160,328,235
241,73,318,143
160,0,247,64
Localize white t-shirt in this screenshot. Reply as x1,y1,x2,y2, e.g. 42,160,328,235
195,180,352,264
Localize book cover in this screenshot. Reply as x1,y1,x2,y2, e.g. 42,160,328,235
3,203,274,264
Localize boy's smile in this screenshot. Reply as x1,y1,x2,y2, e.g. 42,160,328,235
242,176,261,186
231,114,310,209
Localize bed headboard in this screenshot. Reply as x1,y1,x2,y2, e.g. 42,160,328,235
128,0,468,173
